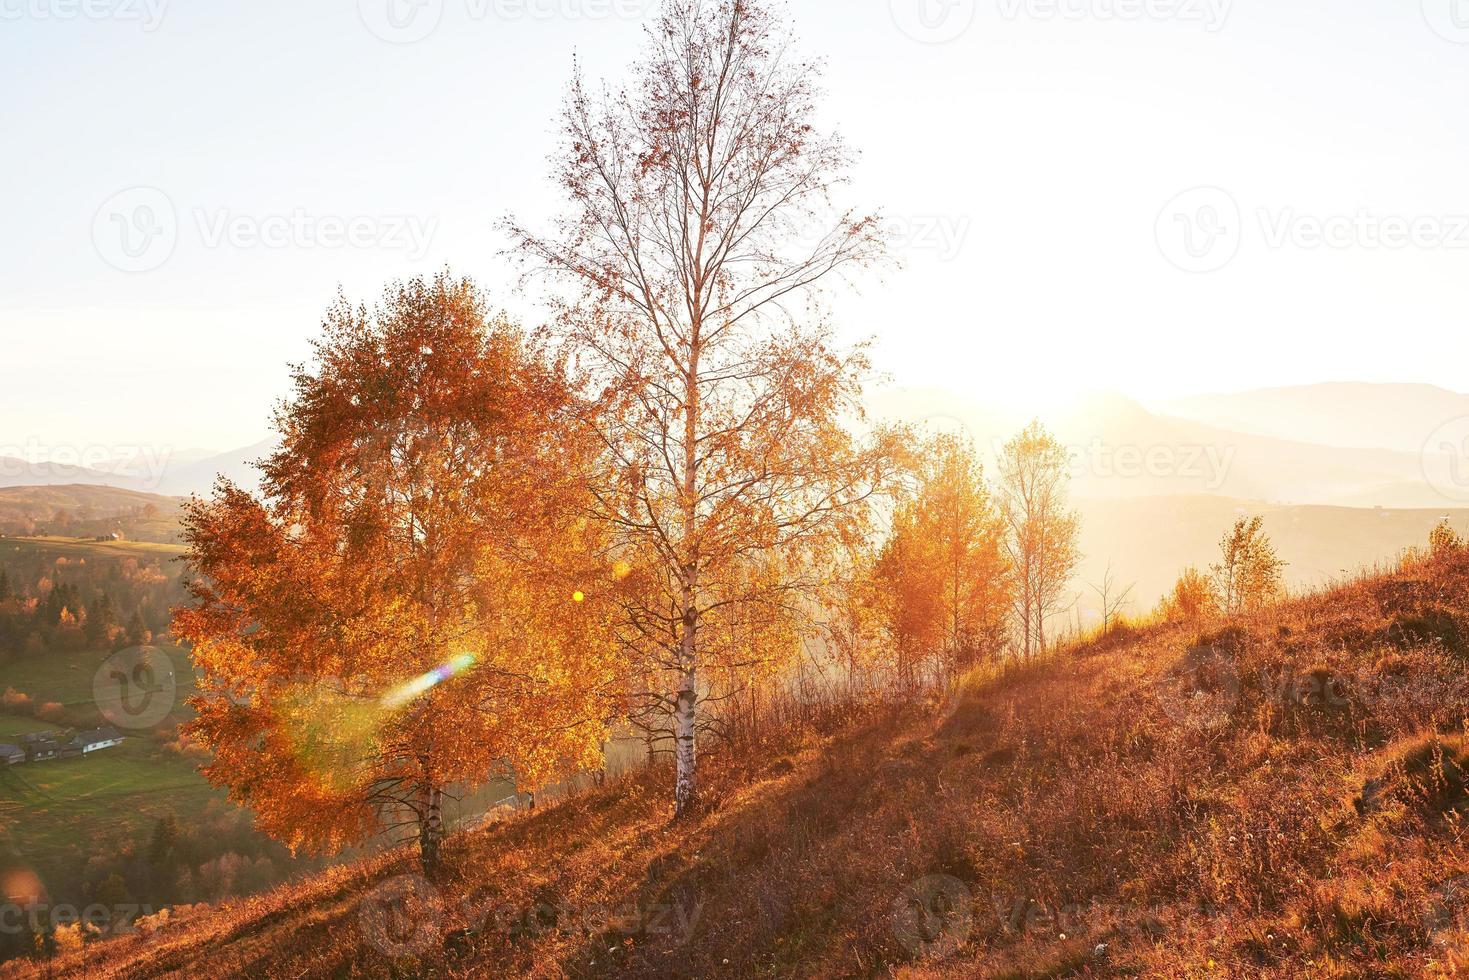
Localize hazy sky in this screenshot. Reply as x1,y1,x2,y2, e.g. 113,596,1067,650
4,0,1468,456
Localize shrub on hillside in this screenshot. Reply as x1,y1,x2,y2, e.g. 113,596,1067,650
1431,518,1465,557
1383,607,1468,659
1355,735,1469,820
1157,566,1219,623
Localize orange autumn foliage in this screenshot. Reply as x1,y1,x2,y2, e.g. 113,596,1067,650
175,273,622,871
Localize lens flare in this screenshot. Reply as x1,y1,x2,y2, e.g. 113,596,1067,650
380,654,477,710
1,867,45,905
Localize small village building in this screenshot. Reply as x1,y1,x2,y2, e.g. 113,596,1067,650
67,727,124,755
0,744,23,766
20,733,63,762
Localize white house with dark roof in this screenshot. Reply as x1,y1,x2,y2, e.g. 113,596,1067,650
0,743,23,766
67,727,123,755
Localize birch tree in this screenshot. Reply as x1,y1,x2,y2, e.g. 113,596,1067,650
1211,516,1285,614
509,0,892,817
998,421,1080,660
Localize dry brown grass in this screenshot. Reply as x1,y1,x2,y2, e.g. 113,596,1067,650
11,547,1469,978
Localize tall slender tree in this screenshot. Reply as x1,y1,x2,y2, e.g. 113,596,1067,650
509,0,893,816
998,421,1080,660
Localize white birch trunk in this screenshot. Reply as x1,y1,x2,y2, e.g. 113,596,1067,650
673,663,698,817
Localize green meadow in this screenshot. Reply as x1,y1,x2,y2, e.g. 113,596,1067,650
0,739,222,877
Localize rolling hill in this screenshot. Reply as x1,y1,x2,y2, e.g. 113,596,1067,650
0,441,273,499
0,460,129,491
1156,382,1469,456
0,486,186,543
12,545,1469,978
1073,496,1469,619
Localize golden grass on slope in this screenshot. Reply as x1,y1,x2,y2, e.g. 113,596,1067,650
11,548,1469,979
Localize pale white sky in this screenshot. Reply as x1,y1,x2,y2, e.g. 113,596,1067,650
3,0,1468,455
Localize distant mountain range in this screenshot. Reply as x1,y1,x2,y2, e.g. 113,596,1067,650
0,440,274,498
7,382,1469,612
870,383,1468,509
13,383,1465,506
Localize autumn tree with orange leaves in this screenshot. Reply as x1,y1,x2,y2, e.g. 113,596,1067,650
174,274,620,873
509,0,896,817
870,433,1011,687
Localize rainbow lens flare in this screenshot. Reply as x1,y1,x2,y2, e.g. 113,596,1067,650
380,653,477,710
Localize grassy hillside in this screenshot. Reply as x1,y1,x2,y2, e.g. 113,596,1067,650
1076,496,1469,613
0,486,186,544
14,547,1469,977
0,642,213,891
0,739,222,882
